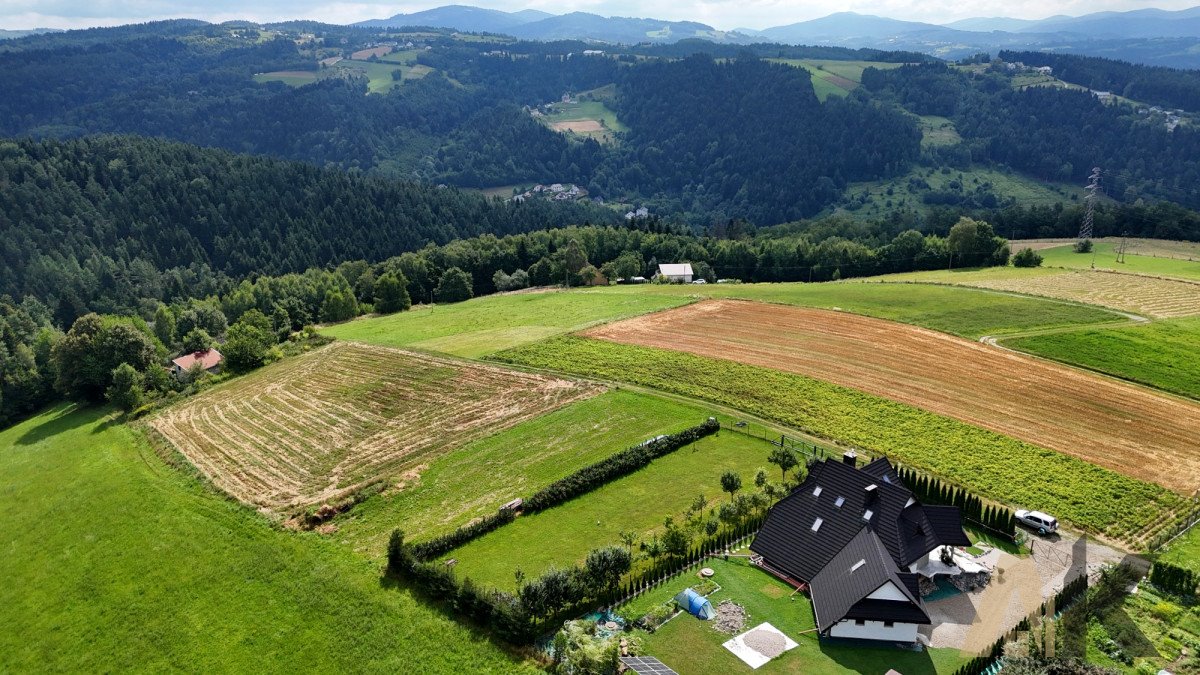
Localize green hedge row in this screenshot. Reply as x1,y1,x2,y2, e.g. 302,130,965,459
525,418,720,513
1150,561,1199,597
408,509,516,562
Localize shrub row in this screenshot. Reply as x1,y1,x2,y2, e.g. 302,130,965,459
896,464,1017,540
408,509,516,562
1149,561,1199,597
525,418,720,513
388,530,536,643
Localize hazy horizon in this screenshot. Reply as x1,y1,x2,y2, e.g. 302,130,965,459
2,0,1198,33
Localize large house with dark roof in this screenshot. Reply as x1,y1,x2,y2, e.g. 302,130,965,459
750,454,971,643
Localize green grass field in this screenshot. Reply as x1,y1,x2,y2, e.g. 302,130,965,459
630,558,969,675
769,59,902,102
253,71,319,87
321,289,690,357
440,430,776,590
542,99,627,142
335,389,732,554
492,336,1181,541
835,165,1085,219
595,281,1119,339
1006,317,1200,399
1038,242,1200,281
0,405,537,672
1160,526,1200,573
919,115,962,147
332,59,431,94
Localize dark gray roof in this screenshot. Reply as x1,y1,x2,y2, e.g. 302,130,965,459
750,458,969,582
808,528,930,633
620,656,678,675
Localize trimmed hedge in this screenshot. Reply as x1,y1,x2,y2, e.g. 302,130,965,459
1150,561,1199,597
525,418,720,513
408,508,516,562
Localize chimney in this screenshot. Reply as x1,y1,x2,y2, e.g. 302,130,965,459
842,450,857,467
864,483,879,503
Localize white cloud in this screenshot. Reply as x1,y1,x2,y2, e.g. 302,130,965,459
2,0,1198,31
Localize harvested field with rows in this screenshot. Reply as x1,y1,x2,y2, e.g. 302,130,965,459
584,300,1200,494
958,269,1200,318
150,341,600,511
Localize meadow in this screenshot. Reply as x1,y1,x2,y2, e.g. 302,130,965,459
321,288,690,357
150,341,597,510
874,267,1200,318
542,99,627,143
1007,317,1200,400
834,165,1085,219
492,336,1182,544
768,59,902,102
0,404,538,672
334,389,740,554
441,430,777,589
628,558,970,675
594,281,1120,339
1038,242,1200,282
584,300,1200,494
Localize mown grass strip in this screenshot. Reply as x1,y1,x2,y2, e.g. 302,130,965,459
491,336,1181,541
1006,317,1200,400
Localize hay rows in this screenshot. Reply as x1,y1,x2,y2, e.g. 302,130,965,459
151,342,601,510
962,270,1200,318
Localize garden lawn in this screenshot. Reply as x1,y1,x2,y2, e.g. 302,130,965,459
491,337,1182,543
632,558,970,675
438,431,778,590
1039,242,1200,281
592,281,1118,339
1006,317,1200,400
0,404,537,673
321,289,689,358
335,390,726,554
1160,526,1200,573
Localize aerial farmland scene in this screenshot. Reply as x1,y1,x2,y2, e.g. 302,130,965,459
2,2,1200,674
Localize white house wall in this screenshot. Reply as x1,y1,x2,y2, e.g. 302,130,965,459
865,581,908,602
828,619,920,642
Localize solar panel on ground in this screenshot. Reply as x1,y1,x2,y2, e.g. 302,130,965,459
619,655,679,675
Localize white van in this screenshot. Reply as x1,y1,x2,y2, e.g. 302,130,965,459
1015,509,1058,535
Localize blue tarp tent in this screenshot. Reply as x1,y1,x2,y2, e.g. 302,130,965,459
673,588,715,620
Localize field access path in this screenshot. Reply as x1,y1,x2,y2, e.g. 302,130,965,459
584,299,1200,494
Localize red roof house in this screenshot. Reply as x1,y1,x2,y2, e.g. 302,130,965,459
171,348,223,376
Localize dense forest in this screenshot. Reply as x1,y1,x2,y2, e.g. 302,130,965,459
0,136,617,322
0,22,927,224
862,63,1200,209
3,21,1200,234
593,56,921,223
999,50,1200,112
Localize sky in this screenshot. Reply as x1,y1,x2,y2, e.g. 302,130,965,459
2,0,1197,31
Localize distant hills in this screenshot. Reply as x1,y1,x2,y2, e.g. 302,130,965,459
0,28,63,40
356,5,745,44
353,4,1200,67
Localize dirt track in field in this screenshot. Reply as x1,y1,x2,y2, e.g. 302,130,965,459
150,342,601,511
550,120,604,132
584,300,1200,494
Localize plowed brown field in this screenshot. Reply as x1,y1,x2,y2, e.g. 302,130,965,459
150,341,601,511
584,300,1200,494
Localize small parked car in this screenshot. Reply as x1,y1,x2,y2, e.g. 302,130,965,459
1015,509,1058,535
691,279,707,284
